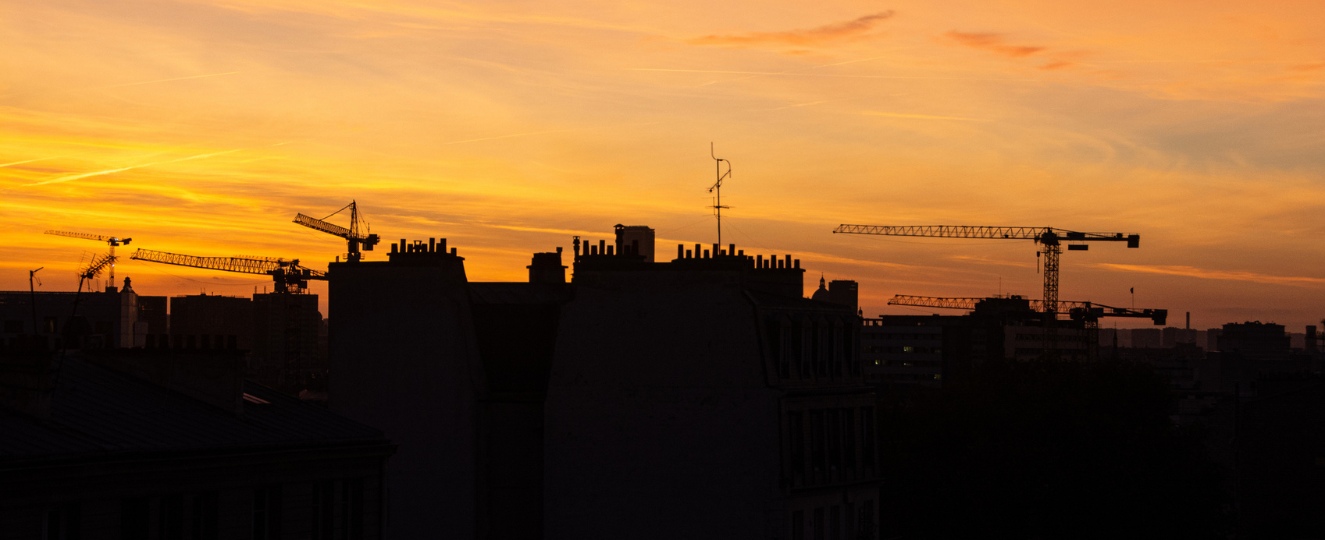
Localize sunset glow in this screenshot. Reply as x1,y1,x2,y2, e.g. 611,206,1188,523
3,0,1323,328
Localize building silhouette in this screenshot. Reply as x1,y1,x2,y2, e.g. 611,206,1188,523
1,278,142,351
327,231,881,540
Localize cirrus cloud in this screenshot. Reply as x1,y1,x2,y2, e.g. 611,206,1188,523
688,11,895,48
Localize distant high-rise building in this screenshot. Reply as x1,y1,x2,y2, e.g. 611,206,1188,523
169,294,251,351
135,295,167,348
1218,322,1290,363
1206,328,1223,352
1132,328,1162,348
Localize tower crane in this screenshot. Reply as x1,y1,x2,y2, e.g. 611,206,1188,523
129,249,325,293
833,225,1139,358
45,230,132,285
293,201,379,263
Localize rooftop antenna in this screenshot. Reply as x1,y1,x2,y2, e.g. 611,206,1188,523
709,143,731,248
29,267,42,335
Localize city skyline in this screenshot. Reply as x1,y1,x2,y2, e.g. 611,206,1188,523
2,0,1323,329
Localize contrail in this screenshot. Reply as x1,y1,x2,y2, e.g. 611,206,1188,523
861,110,987,121
1,155,70,168
22,149,241,187
102,71,240,89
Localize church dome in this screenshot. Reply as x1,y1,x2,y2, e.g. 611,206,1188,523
810,275,830,301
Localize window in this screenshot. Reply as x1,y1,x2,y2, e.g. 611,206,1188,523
859,501,875,539
843,409,856,471
44,317,57,334
815,327,828,377
776,323,791,379
799,327,812,378
861,407,876,470
192,492,219,540
813,507,825,540
120,499,149,539
4,320,22,333
43,503,79,540
845,503,855,539
160,495,184,540
792,510,805,540
788,412,805,477
831,327,843,376
340,479,364,540
827,409,841,472
312,482,334,540
830,505,840,540
810,412,826,476
252,486,282,540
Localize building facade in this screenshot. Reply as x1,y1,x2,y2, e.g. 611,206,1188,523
0,348,392,540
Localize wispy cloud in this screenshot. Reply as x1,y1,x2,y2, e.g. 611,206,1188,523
100,72,241,90
1099,264,1325,288
861,110,987,121
21,149,242,187
688,11,895,48
945,31,1045,58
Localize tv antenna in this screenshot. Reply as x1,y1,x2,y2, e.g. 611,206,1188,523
709,143,731,248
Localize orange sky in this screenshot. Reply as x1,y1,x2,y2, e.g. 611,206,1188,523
2,0,1323,330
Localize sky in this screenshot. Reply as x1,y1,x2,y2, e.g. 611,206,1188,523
2,0,1323,330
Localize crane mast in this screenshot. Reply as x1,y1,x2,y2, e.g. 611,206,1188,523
834,224,1140,358
130,249,325,293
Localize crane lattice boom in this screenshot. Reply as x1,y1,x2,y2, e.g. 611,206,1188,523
130,249,324,293
833,224,1136,243
294,214,355,239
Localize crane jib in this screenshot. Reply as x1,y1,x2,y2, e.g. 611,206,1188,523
832,225,1138,246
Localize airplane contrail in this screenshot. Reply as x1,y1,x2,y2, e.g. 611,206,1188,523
0,155,70,168
102,71,240,89
21,149,242,187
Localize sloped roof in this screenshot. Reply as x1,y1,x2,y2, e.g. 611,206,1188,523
0,357,385,464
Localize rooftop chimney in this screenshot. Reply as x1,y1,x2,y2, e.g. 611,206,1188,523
529,250,567,283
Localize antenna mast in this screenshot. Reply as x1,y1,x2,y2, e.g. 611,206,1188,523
709,143,731,247
29,267,42,336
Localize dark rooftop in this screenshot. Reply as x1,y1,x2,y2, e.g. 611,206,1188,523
0,355,384,464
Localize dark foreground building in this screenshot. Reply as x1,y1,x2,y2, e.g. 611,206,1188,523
0,347,393,539
328,232,880,540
